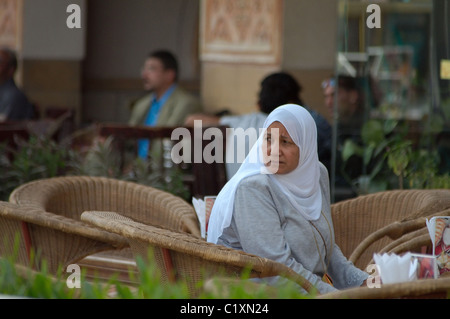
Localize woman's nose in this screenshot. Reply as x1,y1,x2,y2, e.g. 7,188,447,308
270,141,280,156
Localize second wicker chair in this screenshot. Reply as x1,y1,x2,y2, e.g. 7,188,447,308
331,189,450,270
7,176,201,274
81,210,316,298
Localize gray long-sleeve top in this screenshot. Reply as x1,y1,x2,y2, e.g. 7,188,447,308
217,164,369,294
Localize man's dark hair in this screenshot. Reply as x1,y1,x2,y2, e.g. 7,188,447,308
1,47,18,72
258,72,303,114
337,75,359,91
149,49,179,82
338,74,364,110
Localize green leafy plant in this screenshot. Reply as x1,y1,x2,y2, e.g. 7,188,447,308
0,132,190,202
122,157,191,201
341,118,450,194
341,119,403,193
386,140,412,190
69,136,122,178
0,136,77,201
70,136,190,201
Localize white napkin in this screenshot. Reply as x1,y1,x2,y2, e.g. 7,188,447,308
373,252,418,284
426,218,437,247
426,216,450,247
192,197,206,239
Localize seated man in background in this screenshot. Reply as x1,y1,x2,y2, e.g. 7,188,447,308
185,72,332,179
0,47,35,121
322,74,364,135
322,75,365,200
129,49,203,159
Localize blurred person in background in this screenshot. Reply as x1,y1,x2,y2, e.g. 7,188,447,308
322,75,365,200
186,72,332,179
129,49,202,159
0,47,35,121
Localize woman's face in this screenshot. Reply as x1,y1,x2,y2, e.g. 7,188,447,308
263,121,300,175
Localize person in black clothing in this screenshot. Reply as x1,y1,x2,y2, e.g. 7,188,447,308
0,47,35,121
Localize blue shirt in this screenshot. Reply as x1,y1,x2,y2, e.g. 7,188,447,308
138,84,177,159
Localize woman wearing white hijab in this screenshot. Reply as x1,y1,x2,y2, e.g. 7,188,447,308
207,104,368,294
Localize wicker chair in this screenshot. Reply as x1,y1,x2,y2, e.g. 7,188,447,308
80,210,316,298
0,201,127,273
331,189,450,270
7,176,201,274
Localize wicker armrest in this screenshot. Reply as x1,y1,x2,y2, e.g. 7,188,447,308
331,189,450,269
0,202,127,246
318,277,450,299
0,201,128,274
349,217,427,267
350,208,450,268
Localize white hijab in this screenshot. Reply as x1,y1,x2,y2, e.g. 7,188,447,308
207,104,322,244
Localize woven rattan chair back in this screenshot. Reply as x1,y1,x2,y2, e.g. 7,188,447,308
81,210,316,298
331,189,450,269
0,203,30,266
7,176,200,274
10,176,200,236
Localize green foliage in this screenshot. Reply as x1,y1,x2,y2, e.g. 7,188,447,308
70,136,191,201
0,256,127,299
441,98,450,121
341,118,450,194
0,236,312,299
122,157,191,201
0,248,313,299
0,133,190,202
0,136,76,201
133,255,190,299
70,136,122,178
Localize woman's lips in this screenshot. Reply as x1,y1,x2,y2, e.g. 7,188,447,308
268,160,283,165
